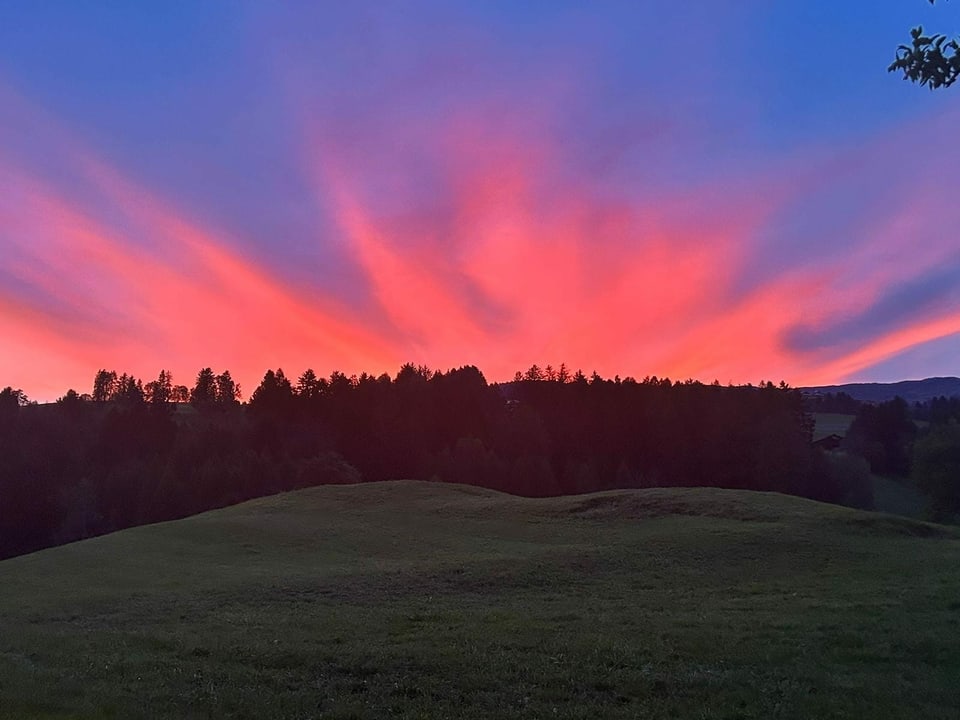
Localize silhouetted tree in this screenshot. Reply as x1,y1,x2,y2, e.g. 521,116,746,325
296,368,324,400
0,386,28,411
115,373,145,405
523,364,545,381
190,368,218,406
913,423,960,520
57,389,82,405
92,370,118,402
809,450,874,509
145,370,173,404
435,437,505,489
845,397,916,476
805,391,861,415
215,370,240,404
395,363,432,386
249,369,294,415
328,370,354,395
55,389,88,422
891,1,959,88
922,395,960,424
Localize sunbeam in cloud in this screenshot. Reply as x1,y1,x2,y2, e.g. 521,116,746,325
316,119,808,384
313,97,760,381
304,50,960,389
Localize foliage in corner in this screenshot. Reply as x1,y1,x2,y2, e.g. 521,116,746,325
890,0,960,88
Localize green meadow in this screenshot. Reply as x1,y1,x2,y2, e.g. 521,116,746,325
1,481,959,719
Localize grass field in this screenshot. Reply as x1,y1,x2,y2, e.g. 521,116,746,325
2,481,959,719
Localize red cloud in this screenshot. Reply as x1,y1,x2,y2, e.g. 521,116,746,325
3,91,960,400
0,157,396,399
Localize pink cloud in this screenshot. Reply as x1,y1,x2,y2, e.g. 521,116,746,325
311,99,960,387
0,156,397,400
3,83,960,401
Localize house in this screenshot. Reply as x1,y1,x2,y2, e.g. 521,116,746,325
812,433,844,451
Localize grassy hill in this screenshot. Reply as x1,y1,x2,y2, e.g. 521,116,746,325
1,481,959,719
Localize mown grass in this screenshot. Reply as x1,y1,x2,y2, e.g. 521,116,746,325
1,481,959,719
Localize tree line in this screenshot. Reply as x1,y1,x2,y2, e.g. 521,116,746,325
808,390,960,521
0,364,887,559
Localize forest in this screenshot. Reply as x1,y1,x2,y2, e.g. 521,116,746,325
1,364,954,560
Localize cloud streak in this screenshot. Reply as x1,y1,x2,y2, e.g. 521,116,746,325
2,5,960,399
0,144,397,399
309,80,960,388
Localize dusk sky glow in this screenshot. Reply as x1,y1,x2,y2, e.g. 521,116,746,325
3,2,960,400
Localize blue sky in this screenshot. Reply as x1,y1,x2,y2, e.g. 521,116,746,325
2,1,959,398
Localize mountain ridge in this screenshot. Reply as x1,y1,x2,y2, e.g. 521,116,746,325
802,376,960,404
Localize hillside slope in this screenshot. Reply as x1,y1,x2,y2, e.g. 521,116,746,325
1,481,958,719
803,376,960,403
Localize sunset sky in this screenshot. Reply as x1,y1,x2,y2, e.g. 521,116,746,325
2,2,960,400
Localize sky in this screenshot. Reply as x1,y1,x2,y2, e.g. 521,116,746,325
2,1,960,401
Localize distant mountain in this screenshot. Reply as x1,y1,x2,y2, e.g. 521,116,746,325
802,377,960,404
